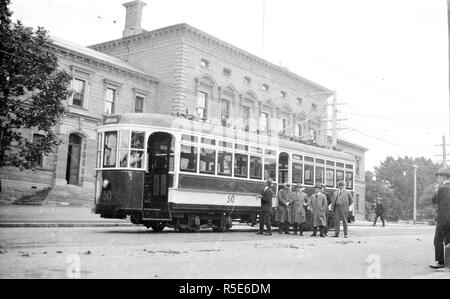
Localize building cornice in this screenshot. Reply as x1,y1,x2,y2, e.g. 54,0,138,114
89,23,331,93
47,42,159,85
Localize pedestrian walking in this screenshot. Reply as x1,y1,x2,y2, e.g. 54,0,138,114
331,181,353,238
291,184,308,235
275,183,292,234
309,184,327,237
373,198,385,227
429,168,450,269
256,178,274,236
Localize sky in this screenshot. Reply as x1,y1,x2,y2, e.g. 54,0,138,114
8,0,450,171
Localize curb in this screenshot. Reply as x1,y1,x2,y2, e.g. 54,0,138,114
0,222,135,228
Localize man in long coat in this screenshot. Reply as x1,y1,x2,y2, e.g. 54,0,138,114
291,184,308,235
331,181,353,238
309,184,327,237
429,168,450,269
256,178,274,236
275,183,292,234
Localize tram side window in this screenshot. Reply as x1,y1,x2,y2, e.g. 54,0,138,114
234,153,248,178
103,132,117,168
217,151,232,176
292,162,303,184
200,148,216,174
345,172,354,190
130,132,145,169
326,169,335,187
264,158,276,181
118,131,130,167
315,166,325,185
336,170,345,185
250,156,262,180
180,145,198,172
304,164,314,185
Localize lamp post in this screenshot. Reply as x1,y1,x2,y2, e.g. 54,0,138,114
413,165,418,225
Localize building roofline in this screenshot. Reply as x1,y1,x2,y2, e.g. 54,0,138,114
48,36,159,84
89,23,332,94
337,137,369,152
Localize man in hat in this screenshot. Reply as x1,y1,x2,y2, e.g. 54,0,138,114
322,184,333,236
276,183,292,234
291,184,308,235
429,168,450,269
256,178,274,236
310,184,328,237
331,181,353,238
373,198,385,227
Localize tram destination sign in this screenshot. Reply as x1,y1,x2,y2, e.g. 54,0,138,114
103,115,121,125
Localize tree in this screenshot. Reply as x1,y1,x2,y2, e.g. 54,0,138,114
0,0,72,170
372,156,439,220
365,171,402,221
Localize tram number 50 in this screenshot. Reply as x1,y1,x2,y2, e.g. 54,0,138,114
227,194,235,204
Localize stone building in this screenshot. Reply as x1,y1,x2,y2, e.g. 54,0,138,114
1,0,367,209
0,35,158,204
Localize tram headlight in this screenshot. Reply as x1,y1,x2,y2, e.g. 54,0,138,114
102,179,110,189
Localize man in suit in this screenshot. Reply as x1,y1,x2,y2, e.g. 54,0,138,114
276,183,292,234
310,184,328,237
256,178,274,236
331,181,353,238
291,184,308,235
373,198,385,227
429,168,450,269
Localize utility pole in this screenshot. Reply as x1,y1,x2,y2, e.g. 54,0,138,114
435,136,450,167
332,90,338,147
444,136,447,167
413,165,418,225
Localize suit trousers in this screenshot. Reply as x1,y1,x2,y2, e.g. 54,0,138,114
434,222,450,264
334,205,348,236
374,213,385,226
259,211,272,233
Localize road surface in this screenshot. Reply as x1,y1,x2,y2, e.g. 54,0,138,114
0,224,448,279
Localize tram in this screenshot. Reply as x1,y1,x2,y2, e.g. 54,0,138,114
94,113,356,232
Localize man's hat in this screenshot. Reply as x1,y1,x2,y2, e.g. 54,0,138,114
337,181,345,187
314,184,322,189
265,178,273,186
285,183,291,187
435,167,450,177
296,184,305,190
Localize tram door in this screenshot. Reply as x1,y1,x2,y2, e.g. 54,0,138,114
278,152,289,192
144,132,174,220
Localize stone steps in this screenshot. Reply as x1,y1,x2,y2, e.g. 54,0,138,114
45,184,95,207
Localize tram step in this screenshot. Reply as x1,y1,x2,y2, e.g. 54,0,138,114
142,218,172,221
142,209,171,220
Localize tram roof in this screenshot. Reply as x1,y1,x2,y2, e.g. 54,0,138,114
102,113,355,163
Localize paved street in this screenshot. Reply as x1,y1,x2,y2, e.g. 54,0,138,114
0,223,448,279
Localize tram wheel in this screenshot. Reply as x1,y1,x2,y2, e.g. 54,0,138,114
150,221,166,232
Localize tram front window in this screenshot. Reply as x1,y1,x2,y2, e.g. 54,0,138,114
103,132,117,168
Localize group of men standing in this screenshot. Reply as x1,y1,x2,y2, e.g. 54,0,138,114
257,179,353,238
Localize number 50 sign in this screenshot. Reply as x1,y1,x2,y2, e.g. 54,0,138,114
227,194,235,204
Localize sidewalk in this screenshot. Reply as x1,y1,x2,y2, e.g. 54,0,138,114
0,204,133,227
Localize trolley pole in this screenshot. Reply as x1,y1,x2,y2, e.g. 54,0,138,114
413,165,418,225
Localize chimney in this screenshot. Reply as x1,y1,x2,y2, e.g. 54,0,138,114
122,0,147,38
